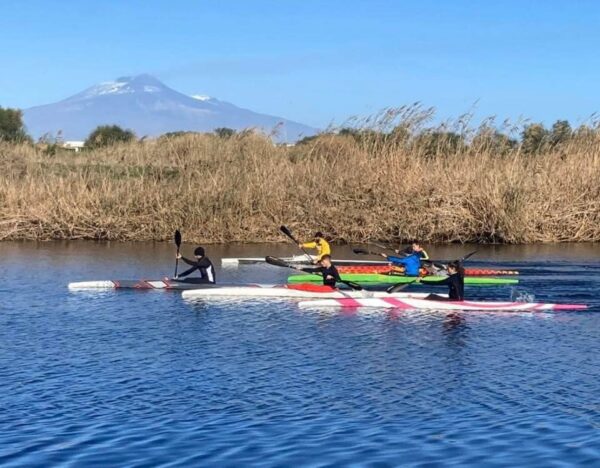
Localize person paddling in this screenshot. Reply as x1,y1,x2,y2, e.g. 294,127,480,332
425,261,465,301
300,255,341,288
396,240,429,260
299,231,331,263
175,246,216,284
380,246,424,277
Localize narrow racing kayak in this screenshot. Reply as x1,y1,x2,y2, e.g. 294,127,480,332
288,274,519,286
298,297,587,312
68,279,218,290
337,265,519,276
181,283,446,300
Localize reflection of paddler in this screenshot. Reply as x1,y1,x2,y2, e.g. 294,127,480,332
298,231,331,262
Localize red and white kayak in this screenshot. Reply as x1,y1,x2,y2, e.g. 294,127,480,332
68,279,216,290
298,297,587,312
337,265,519,276
181,283,445,300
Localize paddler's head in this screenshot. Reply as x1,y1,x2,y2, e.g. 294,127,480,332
314,231,324,243
448,261,463,276
412,240,423,252
194,246,205,259
319,254,332,268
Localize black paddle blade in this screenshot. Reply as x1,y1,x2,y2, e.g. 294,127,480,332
460,250,478,262
352,248,370,255
265,256,292,269
280,225,298,242
174,230,182,248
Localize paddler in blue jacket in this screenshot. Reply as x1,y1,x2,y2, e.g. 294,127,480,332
380,241,428,276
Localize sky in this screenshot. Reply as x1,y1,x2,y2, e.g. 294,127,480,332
1,0,599,128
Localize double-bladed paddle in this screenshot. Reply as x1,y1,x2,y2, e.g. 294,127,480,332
265,256,363,291
280,225,314,263
174,230,182,278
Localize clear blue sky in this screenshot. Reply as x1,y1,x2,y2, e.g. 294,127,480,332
1,0,599,128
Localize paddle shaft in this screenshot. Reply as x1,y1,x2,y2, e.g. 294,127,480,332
280,226,314,263
266,256,362,291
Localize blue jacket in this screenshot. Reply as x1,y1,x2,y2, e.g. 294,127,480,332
387,253,422,276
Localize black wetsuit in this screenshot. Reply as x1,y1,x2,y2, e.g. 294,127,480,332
426,272,464,301
177,256,216,284
301,265,342,287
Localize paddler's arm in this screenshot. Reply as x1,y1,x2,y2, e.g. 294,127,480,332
386,255,409,266
175,255,199,278
300,266,323,274
299,241,317,249
329,266,342,282
177,265,198,278
420,250,430,260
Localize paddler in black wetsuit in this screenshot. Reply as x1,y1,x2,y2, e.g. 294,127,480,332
425,261,464,301
300,254,342,288
175,246,216,284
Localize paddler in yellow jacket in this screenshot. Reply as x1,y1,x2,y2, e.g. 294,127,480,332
299,231,331,263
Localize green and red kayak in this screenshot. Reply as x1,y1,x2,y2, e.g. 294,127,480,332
288,273,518,286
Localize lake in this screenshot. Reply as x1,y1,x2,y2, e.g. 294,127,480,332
1,241,599,466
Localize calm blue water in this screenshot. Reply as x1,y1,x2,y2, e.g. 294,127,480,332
1,242,599,466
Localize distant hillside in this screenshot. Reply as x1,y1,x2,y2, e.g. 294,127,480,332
23,74,317,142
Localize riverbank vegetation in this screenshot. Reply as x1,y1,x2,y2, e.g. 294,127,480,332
1,105,599,243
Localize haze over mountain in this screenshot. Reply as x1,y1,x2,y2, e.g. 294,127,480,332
23,74,317,142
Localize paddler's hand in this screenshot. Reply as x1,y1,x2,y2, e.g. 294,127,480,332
176,253,182,259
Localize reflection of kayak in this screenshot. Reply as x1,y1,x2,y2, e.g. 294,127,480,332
68,279,217,290
298,297,587,312
182,283,445,299
337,265,519,276
288,274,519,286
222,255,388,266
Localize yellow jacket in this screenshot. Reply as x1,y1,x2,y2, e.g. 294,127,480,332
301,239,331,260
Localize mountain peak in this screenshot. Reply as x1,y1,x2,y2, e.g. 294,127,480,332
25,74,317,142
76,74,168,100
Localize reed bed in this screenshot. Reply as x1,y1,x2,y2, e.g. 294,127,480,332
1,110,599,244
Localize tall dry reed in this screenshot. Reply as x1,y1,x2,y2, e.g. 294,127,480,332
1,111,599,244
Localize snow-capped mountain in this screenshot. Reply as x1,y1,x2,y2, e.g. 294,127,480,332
23,74,316,142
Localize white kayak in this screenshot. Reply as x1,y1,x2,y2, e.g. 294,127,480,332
68,279,218,290
298,297,587,312
181,284,443,300
221,255,388,266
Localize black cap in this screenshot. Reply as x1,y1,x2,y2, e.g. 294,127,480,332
314,231,324,238
194,246,205,257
